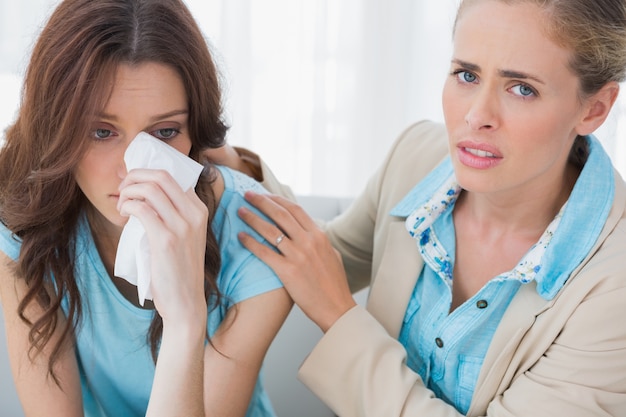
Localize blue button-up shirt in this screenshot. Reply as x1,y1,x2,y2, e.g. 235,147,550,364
391,135,614,413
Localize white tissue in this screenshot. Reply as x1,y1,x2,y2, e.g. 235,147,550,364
114,132,204,306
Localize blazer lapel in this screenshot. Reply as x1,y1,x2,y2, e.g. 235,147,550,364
366,220,423,338
468,282,550,415
469,173,626,415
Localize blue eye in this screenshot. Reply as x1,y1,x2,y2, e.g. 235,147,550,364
511,83,536,97
454,70,477,83
462,71,476,83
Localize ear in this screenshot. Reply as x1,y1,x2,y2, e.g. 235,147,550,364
576,81,620,136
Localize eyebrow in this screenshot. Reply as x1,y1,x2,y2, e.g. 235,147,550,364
452,59,545,85
97,109,189,123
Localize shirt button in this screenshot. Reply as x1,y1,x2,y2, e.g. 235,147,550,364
435,337,444,348
476,299,488,309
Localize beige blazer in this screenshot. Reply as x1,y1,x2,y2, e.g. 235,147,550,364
262,120,626,416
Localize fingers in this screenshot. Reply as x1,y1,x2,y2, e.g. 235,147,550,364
119,168,187,211
118,168,207,233
242,191,317,233
237,191,326,276
237,205,287,251
237,198,356,332
237,230,286,271
119,170,208,322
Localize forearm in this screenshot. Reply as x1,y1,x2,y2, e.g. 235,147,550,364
146,319,207,417
15,341,84,417
0,255,84,417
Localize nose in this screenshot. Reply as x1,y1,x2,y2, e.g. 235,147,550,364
465,87,499,131
116,140,130,180
117,160,127,180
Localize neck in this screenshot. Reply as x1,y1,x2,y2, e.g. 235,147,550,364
456,161,579,239
86,207,122,275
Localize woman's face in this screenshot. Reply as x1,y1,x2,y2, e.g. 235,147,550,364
442,0,588,198
74,62,192,231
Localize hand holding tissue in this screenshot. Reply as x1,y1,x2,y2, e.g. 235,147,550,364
114,132,204,306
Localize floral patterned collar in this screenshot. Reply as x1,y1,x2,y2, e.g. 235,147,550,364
403,173,566,287
390,134,614,300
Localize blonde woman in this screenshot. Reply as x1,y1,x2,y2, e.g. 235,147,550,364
225,0,626,415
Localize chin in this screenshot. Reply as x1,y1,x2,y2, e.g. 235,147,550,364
453,168,496,195
105,213,129,229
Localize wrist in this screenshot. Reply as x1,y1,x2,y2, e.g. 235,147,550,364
162,314,207,344
161,301,207,340
318,299,357,333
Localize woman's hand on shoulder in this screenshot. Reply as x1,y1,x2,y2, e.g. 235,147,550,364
237,192,356,332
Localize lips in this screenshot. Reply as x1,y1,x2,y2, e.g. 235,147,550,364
455,140,502,169
457,139,502,158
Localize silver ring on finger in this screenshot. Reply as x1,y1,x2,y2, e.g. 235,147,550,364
275,233,286,247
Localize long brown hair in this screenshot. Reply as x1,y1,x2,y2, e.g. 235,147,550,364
0,0,227,383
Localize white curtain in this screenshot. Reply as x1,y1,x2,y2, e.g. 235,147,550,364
189,0,460,196
1,0,624,197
